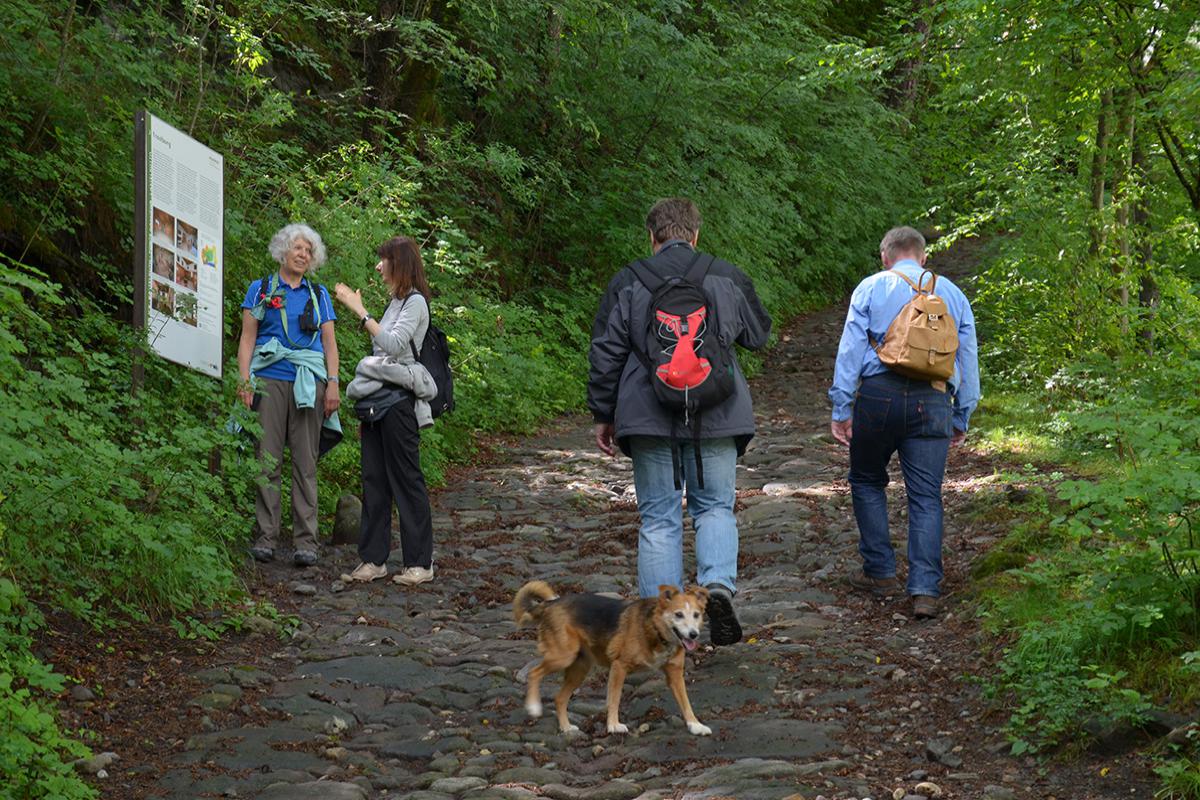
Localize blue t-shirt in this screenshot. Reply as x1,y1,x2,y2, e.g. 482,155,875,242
241,275,337,382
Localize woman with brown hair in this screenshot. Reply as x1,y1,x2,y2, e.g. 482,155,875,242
334,236,435,587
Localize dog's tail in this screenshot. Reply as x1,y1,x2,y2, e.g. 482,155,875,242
513,580,557,627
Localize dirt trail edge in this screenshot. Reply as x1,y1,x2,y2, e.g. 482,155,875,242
148,241,1153,800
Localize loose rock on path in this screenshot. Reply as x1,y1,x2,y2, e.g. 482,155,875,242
152,243,1152,799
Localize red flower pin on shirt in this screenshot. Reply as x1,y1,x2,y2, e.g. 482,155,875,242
270,296,284,309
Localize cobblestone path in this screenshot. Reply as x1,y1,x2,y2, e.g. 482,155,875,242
155,247,1130,800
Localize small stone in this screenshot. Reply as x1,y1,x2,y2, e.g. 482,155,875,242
73,752,119,775
243,615,278,637
331,580,346,593
893,789,906,800
429,776,487,794
332,494,362,545
891,668,908,681
96,769,108,779
982,787,1017,800
293,583,318,596
914,782,943,798
70,685,95,702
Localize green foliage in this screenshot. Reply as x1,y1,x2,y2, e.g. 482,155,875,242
974,357,1200,762
0,264,259,621
1155,753,1200,800
0,574,95,800
920,3,1200,786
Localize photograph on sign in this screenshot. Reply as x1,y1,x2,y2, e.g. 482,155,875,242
139,112,223,378
152,244,173,279
175,254,197,290
152,207,175,248
176,219,198,258
151,279,174,316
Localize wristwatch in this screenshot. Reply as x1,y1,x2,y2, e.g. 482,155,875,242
327,375,339,383
360,313,373,328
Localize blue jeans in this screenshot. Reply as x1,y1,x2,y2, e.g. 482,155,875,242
848,373,952,597
629,436,739,598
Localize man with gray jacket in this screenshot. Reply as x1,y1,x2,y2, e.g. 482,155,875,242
588,198,772,646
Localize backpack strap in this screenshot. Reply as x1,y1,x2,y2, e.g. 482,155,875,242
918,270,938,294
683,253,715,286
891,268,938,294
398,291,425,361
629,259,664,292
891,270,921,293
628,251,705,292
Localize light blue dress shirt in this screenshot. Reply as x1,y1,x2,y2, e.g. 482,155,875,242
829,259,980,431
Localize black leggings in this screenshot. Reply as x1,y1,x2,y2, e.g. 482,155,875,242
358,397,433,568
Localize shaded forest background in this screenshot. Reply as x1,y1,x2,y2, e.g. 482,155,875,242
1,1,1199,797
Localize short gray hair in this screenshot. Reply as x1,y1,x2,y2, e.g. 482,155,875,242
268,223,327,270
880,226,925,260
646,198,701,244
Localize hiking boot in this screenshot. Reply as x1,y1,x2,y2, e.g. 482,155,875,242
293,550,318,568
393,566,434,586
341,562,388,583
250,546,274,563
846,570,901,598
705,584,742,646
912,595,939,620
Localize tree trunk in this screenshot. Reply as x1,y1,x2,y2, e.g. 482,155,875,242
893,0,931,114
1132,130,1157,351
364,0,403,139
397,0,449,128
1088,90,1111,257
1112,88,1134,333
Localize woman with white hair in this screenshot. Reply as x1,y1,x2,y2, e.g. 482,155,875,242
237,223,341,567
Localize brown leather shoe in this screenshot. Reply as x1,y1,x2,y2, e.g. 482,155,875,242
912,595,939,619
846,570,902,597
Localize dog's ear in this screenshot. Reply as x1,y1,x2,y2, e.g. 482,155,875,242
657,585,678,602
689,584,710,604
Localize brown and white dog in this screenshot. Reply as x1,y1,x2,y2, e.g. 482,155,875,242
513,581,711,736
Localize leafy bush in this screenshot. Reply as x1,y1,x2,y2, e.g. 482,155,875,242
976,356,1200,757
0,577,95,800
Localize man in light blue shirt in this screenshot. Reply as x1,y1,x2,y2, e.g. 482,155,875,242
828,226,979,619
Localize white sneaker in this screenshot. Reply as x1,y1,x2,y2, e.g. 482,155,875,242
340,562,388,583
392,566,434,586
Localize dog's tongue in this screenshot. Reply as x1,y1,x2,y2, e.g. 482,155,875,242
684,638,698,652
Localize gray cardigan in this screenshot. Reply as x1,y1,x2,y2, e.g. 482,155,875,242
346,292,435,426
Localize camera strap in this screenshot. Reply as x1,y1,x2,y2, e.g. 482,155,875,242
265,273,322,349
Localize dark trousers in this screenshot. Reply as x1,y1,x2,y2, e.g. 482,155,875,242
848,372,952,597
358,396,433,568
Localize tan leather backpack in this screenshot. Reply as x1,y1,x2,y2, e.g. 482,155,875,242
871,270,958,386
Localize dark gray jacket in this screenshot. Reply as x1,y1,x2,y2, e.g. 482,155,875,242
587,243,772,456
